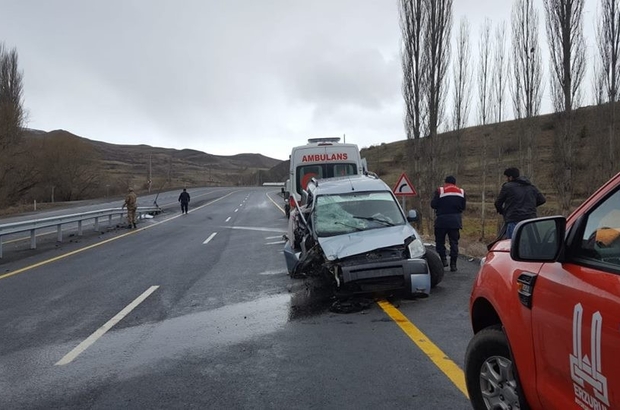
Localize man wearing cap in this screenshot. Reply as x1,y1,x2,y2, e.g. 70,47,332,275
431,176,466,271
122,187,138,229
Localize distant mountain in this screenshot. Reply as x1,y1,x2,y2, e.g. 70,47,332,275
23,128,286,190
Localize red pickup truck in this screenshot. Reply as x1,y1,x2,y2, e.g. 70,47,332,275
465,173,620,410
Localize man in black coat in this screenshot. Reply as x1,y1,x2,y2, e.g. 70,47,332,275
431,175,466,271
178,188,191,214
494,167,546,239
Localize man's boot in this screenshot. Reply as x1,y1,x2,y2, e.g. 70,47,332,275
450,258,457,272
441,257,448,268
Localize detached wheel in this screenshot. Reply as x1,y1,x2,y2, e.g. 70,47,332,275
465,326,528,410
424,248,444,288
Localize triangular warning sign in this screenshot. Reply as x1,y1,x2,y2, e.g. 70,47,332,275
393,173,417,196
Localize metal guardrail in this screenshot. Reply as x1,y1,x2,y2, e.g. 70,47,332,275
0,206,162,258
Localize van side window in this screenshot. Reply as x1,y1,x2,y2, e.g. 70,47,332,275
578,189,620,268
332,164,356,177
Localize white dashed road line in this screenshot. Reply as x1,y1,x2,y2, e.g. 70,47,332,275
203,233,217,244
225,217,231,222
55,285,160,366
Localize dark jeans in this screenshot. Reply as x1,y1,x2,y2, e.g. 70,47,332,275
181,202,189,213
435,227,460,260
506,222,517,239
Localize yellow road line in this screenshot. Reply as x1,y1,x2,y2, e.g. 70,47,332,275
0,192,236,281
377,299,469,398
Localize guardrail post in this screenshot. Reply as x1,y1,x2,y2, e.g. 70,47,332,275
108,215,112,227
78,220,83,236
0,237,3,258
57,225,62,242
94,217,99,231
31,229,36,249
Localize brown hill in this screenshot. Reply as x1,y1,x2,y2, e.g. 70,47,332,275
23,129,283,197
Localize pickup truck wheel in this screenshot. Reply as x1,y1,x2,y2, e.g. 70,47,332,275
465,326,527,410
424,248,444,288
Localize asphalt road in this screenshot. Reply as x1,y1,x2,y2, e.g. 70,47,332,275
0,187,477,409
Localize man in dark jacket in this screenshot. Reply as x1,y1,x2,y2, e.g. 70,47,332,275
178,188,190,214
494,167,546,239
431,175,466,271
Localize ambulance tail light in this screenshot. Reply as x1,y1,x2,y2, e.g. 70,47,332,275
289,196,297,209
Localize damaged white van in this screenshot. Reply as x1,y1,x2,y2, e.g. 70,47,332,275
283,174,444,297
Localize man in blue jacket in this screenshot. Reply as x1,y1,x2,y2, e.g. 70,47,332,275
431,175,466,271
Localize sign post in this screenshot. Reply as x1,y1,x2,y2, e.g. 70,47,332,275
392,172,417,210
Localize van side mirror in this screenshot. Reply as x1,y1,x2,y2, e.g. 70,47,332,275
407,210,419,222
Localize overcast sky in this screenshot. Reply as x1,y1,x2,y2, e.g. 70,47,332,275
0,0,599,161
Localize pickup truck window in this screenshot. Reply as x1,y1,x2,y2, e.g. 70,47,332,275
580,189,620,269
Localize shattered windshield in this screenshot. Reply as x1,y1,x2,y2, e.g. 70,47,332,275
313,191,406,237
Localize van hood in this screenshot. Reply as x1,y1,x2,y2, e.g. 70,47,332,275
317,224,417,261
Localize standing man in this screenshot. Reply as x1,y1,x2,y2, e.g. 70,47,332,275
122,187,138,229
431,176,466,272
178,188,190,214
494,167,546,239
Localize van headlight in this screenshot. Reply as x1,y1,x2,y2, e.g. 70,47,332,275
408,238,426,259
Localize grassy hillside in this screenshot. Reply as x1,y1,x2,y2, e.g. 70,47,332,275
360,103,615,247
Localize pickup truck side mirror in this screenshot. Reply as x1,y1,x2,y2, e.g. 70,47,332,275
510,216,566,262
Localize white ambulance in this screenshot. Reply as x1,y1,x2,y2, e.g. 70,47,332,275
286,137,367,212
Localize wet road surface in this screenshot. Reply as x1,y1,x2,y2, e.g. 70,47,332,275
0,187,475,409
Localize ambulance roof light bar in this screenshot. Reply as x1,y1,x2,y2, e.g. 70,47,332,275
307,137,341,145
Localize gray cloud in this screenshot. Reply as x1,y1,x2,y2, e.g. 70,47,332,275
2,0,596,161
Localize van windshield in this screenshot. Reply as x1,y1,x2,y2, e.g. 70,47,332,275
313,191,406,237
296,163,357,194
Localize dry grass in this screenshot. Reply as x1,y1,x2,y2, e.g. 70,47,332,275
360,102,619,256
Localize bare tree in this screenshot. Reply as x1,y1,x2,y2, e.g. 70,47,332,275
400,0,427,230
451,16,472,179
596,0,620,179
478,18,493,126
0,43,36,207
422,0,452,232
544,0,586,213
492,21,509,235
477,18,493,239
39,134,102,201
511,0,544,178
493,22,509,124
400,0,427,141
424,0,452,141
544,0,586,112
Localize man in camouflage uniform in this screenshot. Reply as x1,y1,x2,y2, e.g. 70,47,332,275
122,187,138,229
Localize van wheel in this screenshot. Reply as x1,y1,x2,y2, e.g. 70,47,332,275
424,249,444,288
285,204,290,219
465,326,529,410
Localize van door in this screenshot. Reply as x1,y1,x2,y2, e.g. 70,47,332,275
532,189,620,409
